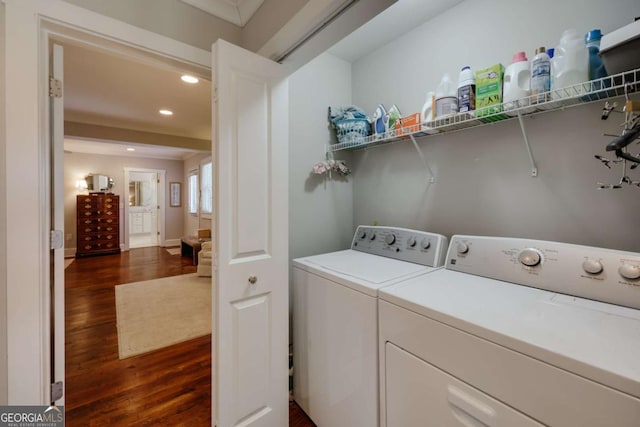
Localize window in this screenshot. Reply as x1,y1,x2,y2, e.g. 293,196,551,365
200,159,213,217
188,170,198,214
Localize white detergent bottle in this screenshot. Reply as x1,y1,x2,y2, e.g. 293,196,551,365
435,73,457,119
503,51,534,116
552,29,588,99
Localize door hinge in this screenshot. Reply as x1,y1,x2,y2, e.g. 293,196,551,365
49,77,62,98
50,230,64,250
51,381,63,402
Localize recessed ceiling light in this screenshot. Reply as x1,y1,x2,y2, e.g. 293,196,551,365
126,147,135,152
181,74,199,84
159,109,173,116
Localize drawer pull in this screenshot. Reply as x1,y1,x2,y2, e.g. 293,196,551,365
448,386,496,427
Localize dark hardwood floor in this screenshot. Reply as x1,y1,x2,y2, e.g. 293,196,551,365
65,246,315,426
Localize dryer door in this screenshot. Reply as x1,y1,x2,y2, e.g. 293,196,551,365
385,343,543,427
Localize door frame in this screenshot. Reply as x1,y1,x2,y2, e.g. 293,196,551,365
123,167,166,250
3,0,211,404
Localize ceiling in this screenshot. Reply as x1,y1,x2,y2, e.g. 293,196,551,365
63,41,211,140
62,40,211,159
180,0,264,26
327,0,463,62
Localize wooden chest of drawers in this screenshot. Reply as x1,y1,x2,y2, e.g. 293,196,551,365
76,194,121,257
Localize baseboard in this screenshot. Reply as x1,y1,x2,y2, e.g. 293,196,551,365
164,238,180,247
64,247,76,258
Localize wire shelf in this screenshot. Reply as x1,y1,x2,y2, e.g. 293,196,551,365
328,68,640,152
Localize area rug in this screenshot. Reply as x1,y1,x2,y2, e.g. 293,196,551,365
166,247,181,255
115,273,211,359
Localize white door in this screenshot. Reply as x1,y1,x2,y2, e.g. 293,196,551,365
50,43,65,405
213,39,289,427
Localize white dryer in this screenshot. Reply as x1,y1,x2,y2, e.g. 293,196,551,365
379,235,640,427
292,225,448,427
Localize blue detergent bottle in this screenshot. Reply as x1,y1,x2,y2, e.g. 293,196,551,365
585,29,610,98
585,29,607,80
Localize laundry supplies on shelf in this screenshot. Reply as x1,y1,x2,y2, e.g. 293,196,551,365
503,52,534,115
435,73,458,118
476,64,507,121
457,66,476,113
552,29,589,99
531,47,551,103
329,105,371,146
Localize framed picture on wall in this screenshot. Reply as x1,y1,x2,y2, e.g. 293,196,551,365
170,182,181,207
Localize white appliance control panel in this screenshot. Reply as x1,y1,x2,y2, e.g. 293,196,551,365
447,235,640,309
351,226,448,267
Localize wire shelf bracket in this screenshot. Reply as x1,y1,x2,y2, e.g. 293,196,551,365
409,134,436,183
516,111,538,177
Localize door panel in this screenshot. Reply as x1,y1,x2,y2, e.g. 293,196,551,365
233,72,269,258
213,39,288,427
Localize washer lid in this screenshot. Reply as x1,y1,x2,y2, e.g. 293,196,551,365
293,250,434,295
380,269,640,399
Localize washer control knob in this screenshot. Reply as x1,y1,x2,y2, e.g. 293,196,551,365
358,229,367,240
407,236,417,247
582,259,603,275
369,232,376,241
385,233,396,245
421,238,431,250
456,241,469,255
518,248,542,267
619,263,640,280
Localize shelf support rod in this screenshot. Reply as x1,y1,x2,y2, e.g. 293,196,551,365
409,134,436,183
517,111,538,177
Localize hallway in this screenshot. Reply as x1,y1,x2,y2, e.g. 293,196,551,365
65,247,209,425
64,247,314,425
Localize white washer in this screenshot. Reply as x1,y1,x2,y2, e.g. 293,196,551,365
379,235,640,427
292,225,448,427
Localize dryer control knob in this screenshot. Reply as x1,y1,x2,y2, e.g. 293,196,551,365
407,237,417,247
385,234,396,245
358,229,367,240
369,232,376,241
518,249,542,267
456,241,469,255
421,238,431,250
582,259,603,275
619,263,640,280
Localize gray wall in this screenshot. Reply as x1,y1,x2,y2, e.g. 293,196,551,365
0,0,7,406
289,52,354,261
349,0,640,252
64,152,185,253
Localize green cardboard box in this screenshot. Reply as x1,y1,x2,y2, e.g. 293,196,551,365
475,64,508,122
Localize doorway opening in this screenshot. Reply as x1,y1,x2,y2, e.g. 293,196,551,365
49,27,212,422
125,168,163,249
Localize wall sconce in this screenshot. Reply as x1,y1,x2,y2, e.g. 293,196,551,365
75,179,88,191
